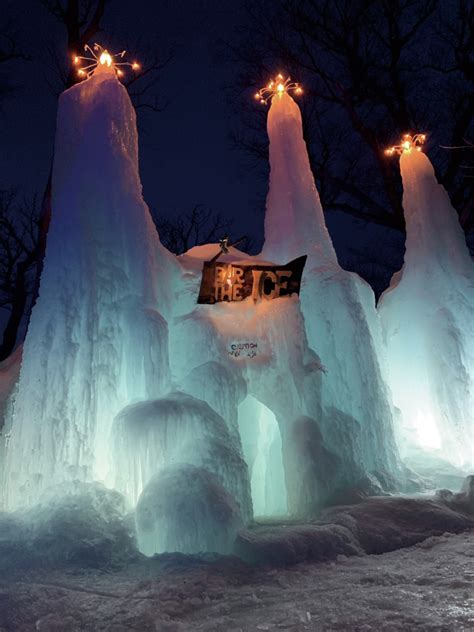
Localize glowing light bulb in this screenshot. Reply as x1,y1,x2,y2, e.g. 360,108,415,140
384,133,426,156
99,51,113,66
254,74,303,105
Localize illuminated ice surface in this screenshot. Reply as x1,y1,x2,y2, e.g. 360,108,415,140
378,149,474,468
0,63,472,559
261,92,401,483
3,63,175,509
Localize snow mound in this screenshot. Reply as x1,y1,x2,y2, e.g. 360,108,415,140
323,495,474,554
0,482,136,570
235,522,362,566
111,391,252,520
135,464,243,555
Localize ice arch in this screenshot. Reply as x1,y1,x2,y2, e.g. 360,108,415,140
238,395,288,518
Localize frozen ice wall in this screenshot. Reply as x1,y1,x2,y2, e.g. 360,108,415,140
161,245,339,517
262,92,400,482
3,63,173,509
379,149,474,467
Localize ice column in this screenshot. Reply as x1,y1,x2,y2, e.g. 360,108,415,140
261,92,400,483
3,63,173,509
378,149,474,467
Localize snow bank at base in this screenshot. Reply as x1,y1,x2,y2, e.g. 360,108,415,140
1,479,472,572
236,487,473,566
136,464,243,556
0,482,136,570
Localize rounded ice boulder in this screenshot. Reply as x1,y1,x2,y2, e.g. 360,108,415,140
135,464,243,555
111,391,252,520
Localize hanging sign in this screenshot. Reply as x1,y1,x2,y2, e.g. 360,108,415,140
197,255,307,304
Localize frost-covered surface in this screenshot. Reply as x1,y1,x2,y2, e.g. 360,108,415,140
112,392,252,521
135,464,243,556
379,150,474,468
261,92,400,484
168,245,336,517
0,493,473,631
3,65,176,509
0,344,22,475
0,345,21,427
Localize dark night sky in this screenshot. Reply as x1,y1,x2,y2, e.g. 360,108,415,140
1,0,363,254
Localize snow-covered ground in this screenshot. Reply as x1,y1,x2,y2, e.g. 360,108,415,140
1,486,473,631
1,530,473,631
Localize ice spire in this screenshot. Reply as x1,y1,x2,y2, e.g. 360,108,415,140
260,85,401,485
379,146,474,468
3,64,172,509
262,91,337,267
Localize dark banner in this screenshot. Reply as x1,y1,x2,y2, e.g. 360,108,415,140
197,256,307,304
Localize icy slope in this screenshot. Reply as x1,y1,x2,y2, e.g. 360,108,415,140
3,64,174,509
379,149,474,467
261,91,400,481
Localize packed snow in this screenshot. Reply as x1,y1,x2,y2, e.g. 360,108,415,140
0,482,473,631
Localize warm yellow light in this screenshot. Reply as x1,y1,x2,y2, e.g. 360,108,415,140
99,51,113,66
73,43,140,80
254,74,303,105
384,133,426,156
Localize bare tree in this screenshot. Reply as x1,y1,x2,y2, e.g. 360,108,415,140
224,0,473,234
153,205,254,256
0,18,30,103
0,192,40,361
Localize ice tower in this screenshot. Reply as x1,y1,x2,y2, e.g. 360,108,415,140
3,60,174,509
378,142,474,468
261,88,401,484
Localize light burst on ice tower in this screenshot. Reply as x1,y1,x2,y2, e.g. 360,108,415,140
384,133,426,156
73,43,140,79
254,74,303,105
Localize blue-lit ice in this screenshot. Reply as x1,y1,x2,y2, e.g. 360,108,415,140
378,148,474,468
261,92,401,485
1,63,472,557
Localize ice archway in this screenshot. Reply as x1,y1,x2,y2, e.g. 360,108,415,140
238,395,288,518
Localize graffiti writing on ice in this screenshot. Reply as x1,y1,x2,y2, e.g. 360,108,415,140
197,255,307,304
228,342,258,359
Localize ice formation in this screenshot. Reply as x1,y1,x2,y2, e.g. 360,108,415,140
112,392,252,521
135,464,243,555
3,61,175,509
261,91,401,484
378,148,474,468
4,49,470,558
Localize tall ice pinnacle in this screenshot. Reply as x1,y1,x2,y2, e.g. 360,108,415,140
3,62,173,508
379,148,474,467
262,91,337,267
261,88,401,485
